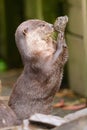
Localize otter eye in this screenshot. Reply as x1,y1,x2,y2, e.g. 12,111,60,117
23,28,28,36
40,24,45,27
59,17,62,21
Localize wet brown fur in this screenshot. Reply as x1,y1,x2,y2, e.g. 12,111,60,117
0,100,19,128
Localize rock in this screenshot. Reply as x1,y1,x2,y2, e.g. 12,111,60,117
30,113,66,128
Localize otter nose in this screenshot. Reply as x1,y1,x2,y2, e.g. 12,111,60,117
50,24,54,28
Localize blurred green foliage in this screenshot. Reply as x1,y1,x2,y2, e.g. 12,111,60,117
0,59,8,71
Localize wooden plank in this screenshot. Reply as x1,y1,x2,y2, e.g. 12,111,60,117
67,0,87,96
68,5,83,35
66,34,86,96
67,0,82,7
82,0,87,97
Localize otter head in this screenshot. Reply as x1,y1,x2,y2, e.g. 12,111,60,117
54,16,68,32
15,20,54,63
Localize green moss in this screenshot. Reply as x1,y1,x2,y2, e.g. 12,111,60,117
0,59,8,71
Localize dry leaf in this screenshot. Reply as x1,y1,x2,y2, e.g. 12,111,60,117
62,103,86,110
55,89,75,98
53,99,64,108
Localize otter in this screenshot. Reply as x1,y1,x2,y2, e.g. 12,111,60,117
0,100,19,128
8,17,68,121
0,81,19,128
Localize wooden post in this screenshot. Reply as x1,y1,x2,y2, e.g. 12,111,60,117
24,0,43,20
82,0,87,97
67,0,87,96
36,0,43,19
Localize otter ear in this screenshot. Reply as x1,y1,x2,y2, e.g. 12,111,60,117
23,28,28,36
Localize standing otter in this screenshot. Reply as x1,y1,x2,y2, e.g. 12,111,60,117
8,17,68,121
